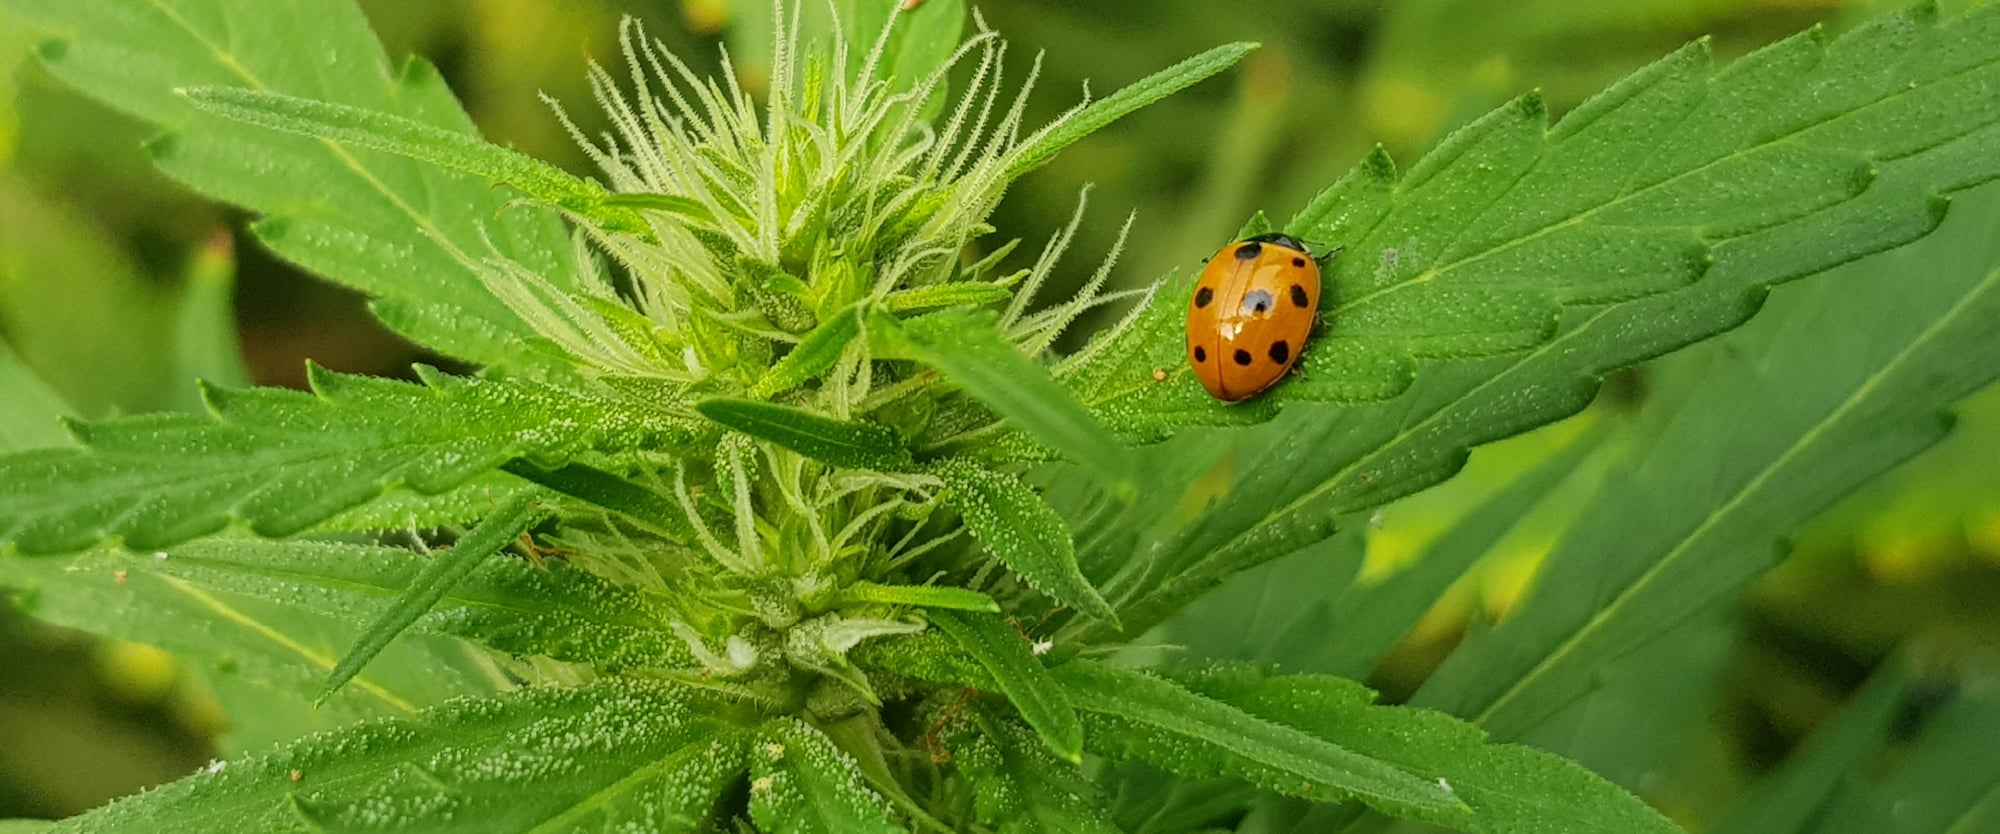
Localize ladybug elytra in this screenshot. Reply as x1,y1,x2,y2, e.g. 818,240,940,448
1184,232,1326,402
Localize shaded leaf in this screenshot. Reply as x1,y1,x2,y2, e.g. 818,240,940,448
929,610,1083,762
1813,681,2000,834
501,460,694,541
1707,655,1917,834
697,398,913,470
1054,659,1464,818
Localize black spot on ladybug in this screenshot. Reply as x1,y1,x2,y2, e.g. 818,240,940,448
1291,257,1306,268
1193,346,1207,362
1269,340,1290,364
1194,287,1214,308
1233,349,1253,366
1241,289,1274,316
1290,284,1310,307
1235,242,1263,260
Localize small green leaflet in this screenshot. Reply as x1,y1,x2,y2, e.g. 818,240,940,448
1054,660,1464,818
947,707,1122,834
502,460,696,541
318,491,542,701
833,582,1000,612
933,459,1117,625
0,365,686,554
1176,665,1681,834
929,610,1084,762
753,304,865,398
1004,42,1256,178
882,282,1013,314
697,398,913,470
750,718,907,834
894,309,1136,494
39,681,743,833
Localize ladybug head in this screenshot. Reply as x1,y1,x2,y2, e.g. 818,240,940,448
1243,231,1340,266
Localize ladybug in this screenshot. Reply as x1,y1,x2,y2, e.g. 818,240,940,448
1185,232,1326,402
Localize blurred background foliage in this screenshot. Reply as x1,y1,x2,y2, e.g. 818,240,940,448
1,0,1996,828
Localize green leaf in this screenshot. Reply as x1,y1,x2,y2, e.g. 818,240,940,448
1707,655,1916,834
0,341,75,452
928,610,1083,763
1414,185,2000,739
1004,42,1257,177
934,459,1116,624
897,309,1135,493
947,707,1122,834
1072,3,2000,639
43,680,743,833
0,821,54,833
832,582,999,612
0,545,500,751
1175,664,1681,834
1053,659,1464,819
755,304,862,399
5,0,580,363
1276,426,1602,678
696,397,913,471
180,86,643,231
319,490,542,701
0,365,688,554
750,718,906,834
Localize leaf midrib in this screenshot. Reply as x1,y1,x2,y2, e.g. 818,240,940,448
1473,265,2000,730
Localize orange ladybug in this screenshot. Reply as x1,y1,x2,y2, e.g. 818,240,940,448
1186,232,1324,402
